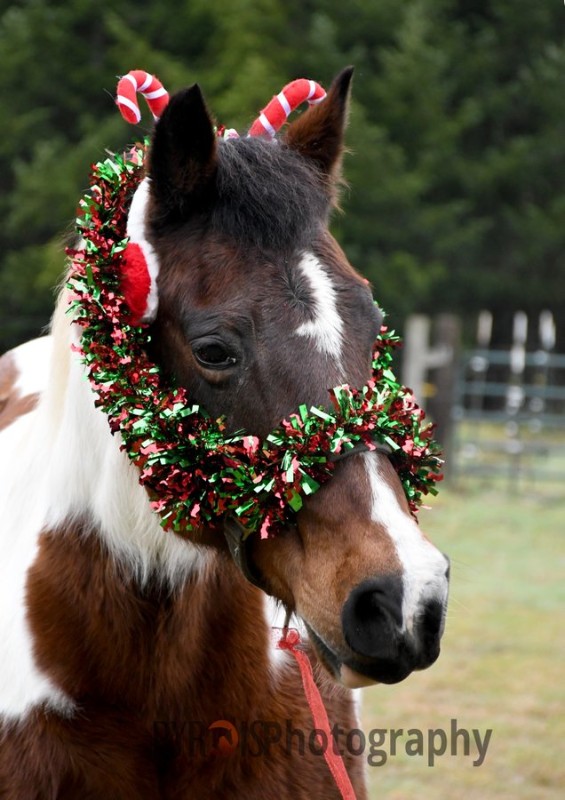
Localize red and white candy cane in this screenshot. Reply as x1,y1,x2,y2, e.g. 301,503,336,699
116,70,169,124
248,78,326,138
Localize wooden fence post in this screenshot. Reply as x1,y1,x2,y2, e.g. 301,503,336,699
402,314,460,476
427,314,461,472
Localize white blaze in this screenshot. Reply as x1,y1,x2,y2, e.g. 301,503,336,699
364,454,448,633
295,252,344,372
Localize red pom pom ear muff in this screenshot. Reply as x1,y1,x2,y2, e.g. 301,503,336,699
121,243,152,324
121,178,159,325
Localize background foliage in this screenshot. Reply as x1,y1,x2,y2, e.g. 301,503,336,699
2,0,565,350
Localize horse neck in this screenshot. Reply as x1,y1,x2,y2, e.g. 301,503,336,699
42,290,210,587
32,512,278,721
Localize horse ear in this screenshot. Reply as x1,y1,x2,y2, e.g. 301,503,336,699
284,67,354,178
148,84,217,212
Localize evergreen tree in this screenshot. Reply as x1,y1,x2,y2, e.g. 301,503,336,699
1,0,565,349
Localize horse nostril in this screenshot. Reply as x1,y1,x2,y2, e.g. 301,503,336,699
443,554,451,581
342,575,404,660
417,598,445,659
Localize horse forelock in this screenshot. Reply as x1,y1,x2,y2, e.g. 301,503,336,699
213,137,331,251
149,135,333,248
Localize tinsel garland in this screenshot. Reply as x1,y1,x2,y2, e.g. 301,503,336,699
67,143,442,539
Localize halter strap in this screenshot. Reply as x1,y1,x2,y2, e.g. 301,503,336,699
330,441,392,462
223,517,268,592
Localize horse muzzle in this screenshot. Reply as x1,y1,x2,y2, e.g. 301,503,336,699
307,573,449,688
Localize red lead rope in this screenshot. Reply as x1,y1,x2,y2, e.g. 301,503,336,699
277,629,357,800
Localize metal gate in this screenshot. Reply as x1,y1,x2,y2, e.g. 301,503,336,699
402,311,565,495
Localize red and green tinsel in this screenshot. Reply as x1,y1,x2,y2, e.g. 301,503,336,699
67,143,442,539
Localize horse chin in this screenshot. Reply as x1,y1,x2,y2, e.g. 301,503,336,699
339,665,380,689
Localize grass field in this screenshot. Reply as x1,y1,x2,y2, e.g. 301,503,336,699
360,486,565,799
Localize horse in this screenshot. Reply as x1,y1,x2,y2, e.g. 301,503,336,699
0,68,449,799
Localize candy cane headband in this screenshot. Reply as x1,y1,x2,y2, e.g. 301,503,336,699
115,70,326,134
115,70,327,323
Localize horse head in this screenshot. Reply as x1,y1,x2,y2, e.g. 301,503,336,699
127,68,450,688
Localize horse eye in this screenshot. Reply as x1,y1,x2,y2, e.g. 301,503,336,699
192,341,237,370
